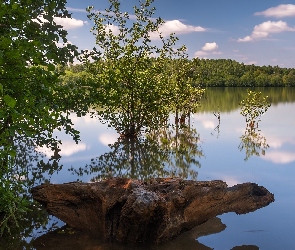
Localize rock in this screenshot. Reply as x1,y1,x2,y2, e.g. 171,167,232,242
31,178,274,243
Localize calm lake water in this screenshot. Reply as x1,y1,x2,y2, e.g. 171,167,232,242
3,87,295,250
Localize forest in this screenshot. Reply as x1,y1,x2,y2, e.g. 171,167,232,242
62,57,295,88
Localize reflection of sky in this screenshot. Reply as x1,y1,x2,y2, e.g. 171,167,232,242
33,103,295,249
194,102,295,249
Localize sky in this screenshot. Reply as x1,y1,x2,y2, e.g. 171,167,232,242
56,0,295,68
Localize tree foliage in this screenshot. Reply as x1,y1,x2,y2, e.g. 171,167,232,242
192,58,295,87
82,0,204,136
240,90,271,124
0,0,80,234
0,0,80,155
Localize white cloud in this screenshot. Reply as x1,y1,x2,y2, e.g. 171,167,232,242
238,21,295,42
54,17,87,30
202,42,218,51
55,40,72,48
194,42,221,58
262,151,295,164
202,121,215,129
194,50,208,57
255,4,295,18
33,15,87,30
263,134,295,149
104,24,120,35
67,7,88,13
222,176,240,187
36,141,87,157
150,20,205,40
99,133,118,146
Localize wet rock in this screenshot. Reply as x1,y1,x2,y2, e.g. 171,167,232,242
31,178,274,243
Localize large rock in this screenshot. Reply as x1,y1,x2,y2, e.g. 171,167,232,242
31,178,274,243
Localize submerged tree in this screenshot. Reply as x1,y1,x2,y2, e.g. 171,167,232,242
83,0,203,137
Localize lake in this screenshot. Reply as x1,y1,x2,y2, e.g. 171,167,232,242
2,87,295,249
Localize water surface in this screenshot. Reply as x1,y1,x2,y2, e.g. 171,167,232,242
5,87,295,249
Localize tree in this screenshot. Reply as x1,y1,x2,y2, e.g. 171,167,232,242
0,0,81,155
83,0,203,137
0,0,80,234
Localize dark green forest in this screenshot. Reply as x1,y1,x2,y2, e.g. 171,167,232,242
63,58,295,87
192,58,295,87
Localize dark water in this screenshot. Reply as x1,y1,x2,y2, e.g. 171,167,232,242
3,87,295,249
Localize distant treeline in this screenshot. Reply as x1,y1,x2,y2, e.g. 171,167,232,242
62,58,295,87
191,58,295,87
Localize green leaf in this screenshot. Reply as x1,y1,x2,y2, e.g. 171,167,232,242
3,95,16,108
48,64,55,71
12,3,18,10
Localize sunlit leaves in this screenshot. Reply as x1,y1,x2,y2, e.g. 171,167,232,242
240,89,271,123
3,95,16,108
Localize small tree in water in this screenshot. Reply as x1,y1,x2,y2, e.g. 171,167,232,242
84,0,203,137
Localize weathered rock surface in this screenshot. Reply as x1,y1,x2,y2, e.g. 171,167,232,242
31,178,274,243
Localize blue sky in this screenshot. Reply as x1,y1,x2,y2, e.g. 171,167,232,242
56,0,295,68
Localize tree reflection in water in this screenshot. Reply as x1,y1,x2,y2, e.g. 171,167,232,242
239,123,269,161
0,137,63,249
71,122,203,181
239,90,271,161
32,217,259,250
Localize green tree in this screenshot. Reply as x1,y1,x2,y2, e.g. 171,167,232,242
83,0,202,137
283,70,295,86
0,0,80,234
0,0,81,156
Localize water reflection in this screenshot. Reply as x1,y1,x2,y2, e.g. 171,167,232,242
32,217,225,250
2,87,295,249
239,90,271,161
0,137,63,249
32,217,260,250
211,107,221,138
239,124,269,161
70,124,203,181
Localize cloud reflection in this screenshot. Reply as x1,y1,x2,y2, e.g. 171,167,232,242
99,133,118,146
37,141,87,157
261,151,295,164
